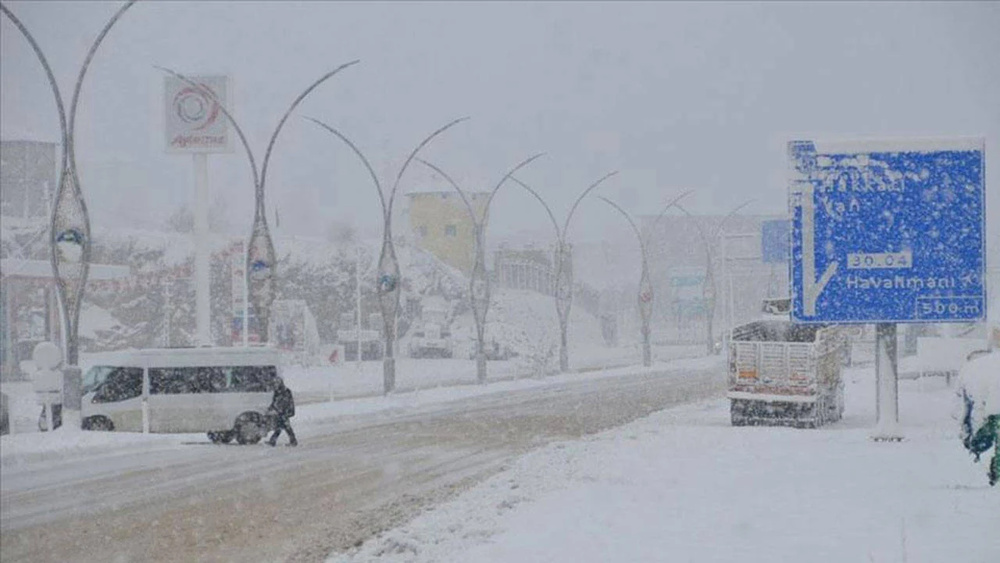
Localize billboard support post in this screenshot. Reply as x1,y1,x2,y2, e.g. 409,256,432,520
194,152,211,346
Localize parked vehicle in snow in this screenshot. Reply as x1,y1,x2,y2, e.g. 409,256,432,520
728,299,846,428
408,306,454,359
80,347,281,444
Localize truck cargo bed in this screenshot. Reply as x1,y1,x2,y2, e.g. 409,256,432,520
728,320,845,428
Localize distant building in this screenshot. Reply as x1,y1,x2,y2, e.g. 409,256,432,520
405,190,488,275
0,140,57,220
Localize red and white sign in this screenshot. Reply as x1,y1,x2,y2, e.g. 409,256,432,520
164,75,232,153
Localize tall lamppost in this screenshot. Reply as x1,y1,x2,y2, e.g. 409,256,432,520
508,172,618,373
415,154,544,384
674,200,754,355
157,61,359,345
1,0,137,428
595,191,690,367
306,116,469,394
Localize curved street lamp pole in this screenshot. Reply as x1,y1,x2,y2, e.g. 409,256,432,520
306,116,469,394
507,171,619,373
2,0,137,429
2,0,136,367
596,190,690,367
156,61,359,346
416,154,544,384
674,200,754,355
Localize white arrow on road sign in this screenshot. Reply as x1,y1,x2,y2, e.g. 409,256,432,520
799,180,837,316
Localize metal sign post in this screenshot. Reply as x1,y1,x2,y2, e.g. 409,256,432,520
874,323,899,438
789,138,986,440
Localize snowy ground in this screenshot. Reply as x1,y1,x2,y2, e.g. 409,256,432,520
329,364,999,563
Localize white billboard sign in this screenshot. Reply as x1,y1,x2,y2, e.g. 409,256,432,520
164,75,232,153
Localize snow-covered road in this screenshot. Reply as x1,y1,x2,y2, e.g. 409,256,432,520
0,359,724,562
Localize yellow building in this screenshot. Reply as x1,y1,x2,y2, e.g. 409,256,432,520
405,190,489,275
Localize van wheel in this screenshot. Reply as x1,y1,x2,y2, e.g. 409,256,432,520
208,431,234,444
83,416,114,431
235,412,265,445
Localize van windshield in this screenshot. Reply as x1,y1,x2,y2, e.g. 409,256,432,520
82,366,116,394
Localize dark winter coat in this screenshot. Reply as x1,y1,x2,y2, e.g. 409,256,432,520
270,385,295,418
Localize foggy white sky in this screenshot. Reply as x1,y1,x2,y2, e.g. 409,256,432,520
2,1,998,251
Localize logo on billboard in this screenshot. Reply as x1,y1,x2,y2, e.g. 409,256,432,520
172,86,221,131
164,75,231,153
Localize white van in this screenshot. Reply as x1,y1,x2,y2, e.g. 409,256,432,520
81,347,281,444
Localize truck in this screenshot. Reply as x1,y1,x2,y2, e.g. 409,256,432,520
728,299,846,428
407,305,453,359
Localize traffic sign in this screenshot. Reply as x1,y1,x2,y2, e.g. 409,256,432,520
789,138,986,323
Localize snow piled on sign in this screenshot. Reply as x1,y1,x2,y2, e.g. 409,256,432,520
329,367,1000,563
955,352,1000,431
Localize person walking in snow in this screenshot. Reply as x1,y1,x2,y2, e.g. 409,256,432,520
267,378,297,447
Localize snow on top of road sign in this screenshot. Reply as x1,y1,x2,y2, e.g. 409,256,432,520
807,137,984,154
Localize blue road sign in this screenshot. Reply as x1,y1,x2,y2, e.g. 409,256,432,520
761,219,790,263
789,138,986,324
